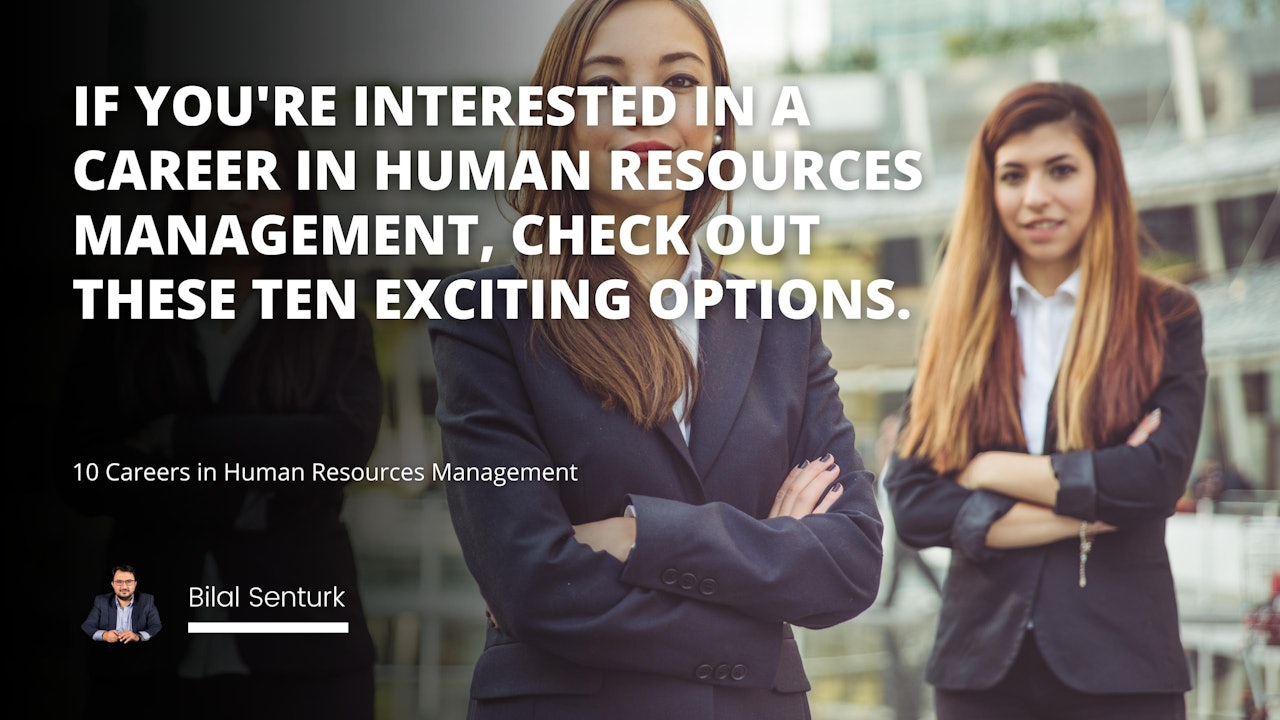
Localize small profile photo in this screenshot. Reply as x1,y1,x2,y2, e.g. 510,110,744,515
81,564,162,644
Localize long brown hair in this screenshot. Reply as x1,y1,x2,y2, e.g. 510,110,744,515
899,82,1174,472
510,0,735,428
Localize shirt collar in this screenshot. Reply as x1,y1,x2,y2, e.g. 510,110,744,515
1009,260,1081,315
679,242,703,289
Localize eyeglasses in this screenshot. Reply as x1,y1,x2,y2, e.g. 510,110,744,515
112,580,136,586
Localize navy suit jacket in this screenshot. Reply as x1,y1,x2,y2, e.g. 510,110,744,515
884,282,1205,693
82,592,162,640
429,263,883,719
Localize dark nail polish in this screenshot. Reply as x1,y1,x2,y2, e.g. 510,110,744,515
820,453,833,463
827,482,841,494
799,459,809,469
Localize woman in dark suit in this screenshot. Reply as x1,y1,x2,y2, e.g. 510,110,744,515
428,1,883,718
883,82,1205,719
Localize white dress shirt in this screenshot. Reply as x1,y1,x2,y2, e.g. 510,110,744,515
1010,261,1080,455
657,244,703,444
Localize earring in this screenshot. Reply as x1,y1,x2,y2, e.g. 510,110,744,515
713,132,723,146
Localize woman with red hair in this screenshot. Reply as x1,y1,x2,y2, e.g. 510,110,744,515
885,82,1205,719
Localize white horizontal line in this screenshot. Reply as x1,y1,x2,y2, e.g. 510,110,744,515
187,622,349,634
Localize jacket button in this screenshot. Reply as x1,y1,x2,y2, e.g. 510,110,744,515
695,664,713,680
699,578,717,596
715,664,730,680
679,573,697,590
731,664,748,681
661,569,679,585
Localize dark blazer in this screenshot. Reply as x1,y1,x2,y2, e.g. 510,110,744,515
884,284,1205,693
429,263,884,719
82,591,163,640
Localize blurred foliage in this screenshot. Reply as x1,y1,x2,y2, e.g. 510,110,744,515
1141,253,1202,284
944,17,1098,59
1184,0,1280,28
779,46,878,75
824,45,879,73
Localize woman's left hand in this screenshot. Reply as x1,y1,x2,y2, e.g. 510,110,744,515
1125,409,1161,446
572,517,636,562
769,455,844,519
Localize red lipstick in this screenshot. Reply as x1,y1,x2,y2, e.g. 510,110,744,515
621,141,674,160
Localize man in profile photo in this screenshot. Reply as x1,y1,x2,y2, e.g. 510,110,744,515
79,565,168,717
81,565,161,644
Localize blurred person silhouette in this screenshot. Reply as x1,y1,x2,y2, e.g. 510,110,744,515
884,82,1206,719
874,412,943,606
1190,457,1253,505
60,105,381,719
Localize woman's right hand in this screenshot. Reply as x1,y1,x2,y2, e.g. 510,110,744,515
769,455,843,519
1088,519,1118,534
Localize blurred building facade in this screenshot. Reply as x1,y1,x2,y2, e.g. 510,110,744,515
827,0,1278,74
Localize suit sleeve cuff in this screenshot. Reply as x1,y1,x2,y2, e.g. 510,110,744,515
140,631,151,641
1051,450,1097,521
619,495,674,591
618,494,716,598
950,490,1017,563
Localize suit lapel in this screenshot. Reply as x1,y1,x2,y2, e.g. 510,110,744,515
688,276,764,481
1043,379,1060,452
617,258,766,499
655,416,704,503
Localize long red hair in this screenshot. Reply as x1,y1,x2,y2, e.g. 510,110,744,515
899,82,1175,472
